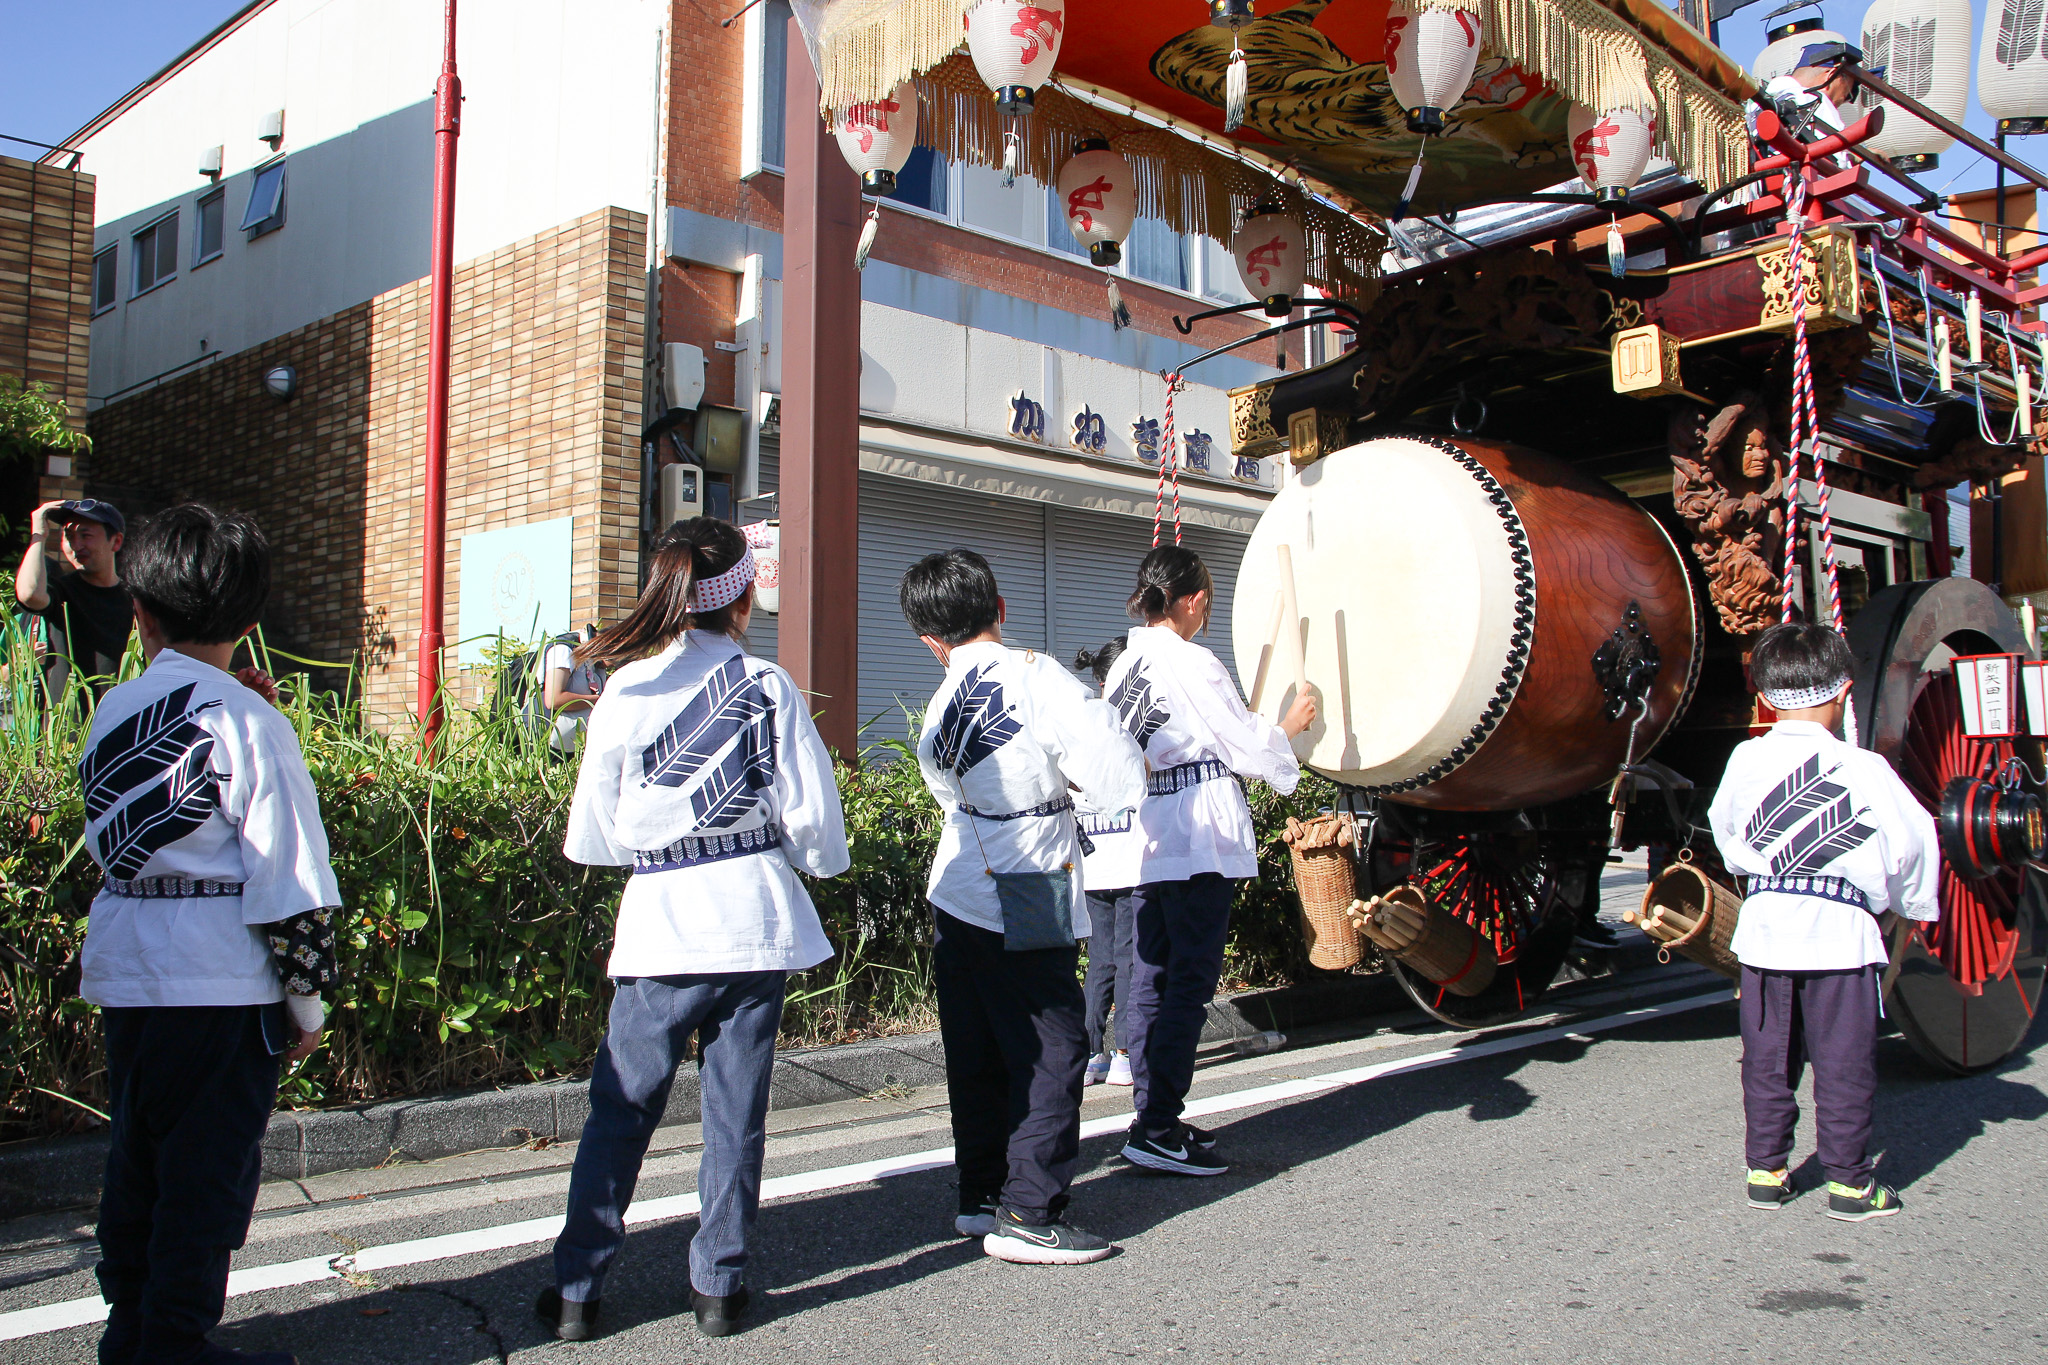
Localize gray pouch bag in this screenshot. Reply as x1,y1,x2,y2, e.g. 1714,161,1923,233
992,869,1077,952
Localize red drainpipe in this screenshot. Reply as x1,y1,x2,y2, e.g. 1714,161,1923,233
417,0,461,751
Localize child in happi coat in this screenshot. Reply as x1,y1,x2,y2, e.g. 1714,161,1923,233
81,505,339,1365
1074,637,1140,1088
901,550,1143,1263
1105,546,1314,1177
1707,622,1939,1220
540,517,849,1340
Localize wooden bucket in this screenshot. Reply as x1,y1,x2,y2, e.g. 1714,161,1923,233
1283,813,1362,969
1636,860,1742,979
1353,885,1499,996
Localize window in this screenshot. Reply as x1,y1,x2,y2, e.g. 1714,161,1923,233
1126,217,1188,291
745,0,793,175
91,246,117,314
960,163,1046,245
883,146,947,215
194,188,225,265
241,160,286,237
132,213,178,296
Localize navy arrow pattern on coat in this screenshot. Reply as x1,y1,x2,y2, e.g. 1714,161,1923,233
639,654,779,829
1745,755,1878,877
1109,665,1169,751
930,664,1020,777
1770,793,1878,875
80,683,223,821
1744,755,1839,848
95,740,221,879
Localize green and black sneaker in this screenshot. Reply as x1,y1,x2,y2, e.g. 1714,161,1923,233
1746,1168,1794,1210
1826,1180,1902,1222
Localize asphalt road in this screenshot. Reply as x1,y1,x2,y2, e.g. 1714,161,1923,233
2,946,2043,1365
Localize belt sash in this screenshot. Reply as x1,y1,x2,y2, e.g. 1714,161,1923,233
1745,872,1871,913
633,825,781,874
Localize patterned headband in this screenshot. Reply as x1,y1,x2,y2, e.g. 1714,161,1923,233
1762,679,1849,711
684,522,776,613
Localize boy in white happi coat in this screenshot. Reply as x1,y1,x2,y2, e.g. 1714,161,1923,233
80,505,339,1365
900,549,1143,1265
1707,623,1939,1222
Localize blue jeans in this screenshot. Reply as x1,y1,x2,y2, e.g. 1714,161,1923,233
553,972,786,1301
1125,874,1236,1141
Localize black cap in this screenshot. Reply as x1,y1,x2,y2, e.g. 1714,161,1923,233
54,498,125,536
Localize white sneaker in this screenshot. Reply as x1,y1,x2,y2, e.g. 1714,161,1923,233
1083,1052,1112,1086
1106,1051,1133,1086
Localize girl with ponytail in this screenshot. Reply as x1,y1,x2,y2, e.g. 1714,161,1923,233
1104,545,1315,1177
540,517,849,1341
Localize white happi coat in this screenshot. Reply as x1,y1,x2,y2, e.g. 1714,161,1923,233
1103,626,1300,884
1707,720,1940,971
566,631,848,976
78,649,341,1008
916,641,1144,935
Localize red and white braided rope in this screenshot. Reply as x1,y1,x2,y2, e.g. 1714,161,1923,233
1780,176,1846,631
1153,373,1186,547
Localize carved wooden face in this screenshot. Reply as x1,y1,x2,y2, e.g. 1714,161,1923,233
1739,422,1774,482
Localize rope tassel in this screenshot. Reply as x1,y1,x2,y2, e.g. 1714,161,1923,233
1224,45,1248,134
1001,127,1019,189
1393,143,1426,221
1107,276,1131,331
1606,220,1626,278
853,206,880,271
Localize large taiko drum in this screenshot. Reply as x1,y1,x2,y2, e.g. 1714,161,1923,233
1233,434,1700,810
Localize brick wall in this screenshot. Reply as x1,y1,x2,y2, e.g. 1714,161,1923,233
87,206,647,727
0,153,94,504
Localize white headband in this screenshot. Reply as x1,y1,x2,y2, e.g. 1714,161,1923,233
684,522,775,613
1762,679,1849,711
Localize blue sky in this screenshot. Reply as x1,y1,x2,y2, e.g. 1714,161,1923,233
0,0,2032,201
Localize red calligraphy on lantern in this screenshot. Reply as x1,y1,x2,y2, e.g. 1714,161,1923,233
1011,7,1065,65
1453,11,1479,44
1382,15,1408,74
1571,116,1620,182
1243,236,1288,288
1066,175,1113,231
843,97,902,155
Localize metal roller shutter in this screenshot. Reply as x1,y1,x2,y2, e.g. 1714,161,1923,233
1049,505,1247,689
857,471,1048,745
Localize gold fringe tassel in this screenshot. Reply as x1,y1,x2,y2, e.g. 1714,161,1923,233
811,0,977,117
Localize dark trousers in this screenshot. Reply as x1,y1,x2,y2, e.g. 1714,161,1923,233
1125,874,1236,1141
553,972,786,1301
1739,964,1881,1188
1082,889,1136,1055
931,907,1087,1224
96,1005,281,1363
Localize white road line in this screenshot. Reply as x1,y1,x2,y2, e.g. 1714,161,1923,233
0,988,1730,1342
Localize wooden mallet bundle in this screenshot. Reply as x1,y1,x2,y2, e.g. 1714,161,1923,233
1282,813,1362,969
1346,885,1498,996
1624,856,1742,979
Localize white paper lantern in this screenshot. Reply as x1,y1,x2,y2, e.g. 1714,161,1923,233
1568,104,1657,201
1383,0,1483,135
1859,0,1970,164
750,522,781,615
1056,139,1136,267
966,0,1066,115
1233,203,1305,316
833,82,919,193
1980,0,2048,131
1753,17,1843,82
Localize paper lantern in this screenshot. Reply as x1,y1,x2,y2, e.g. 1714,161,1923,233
1981,0,2048,132
1056,139,1136,267
1233,203,1305,316
1753,16,1844,82
1955,652,2024,737
833,82,918,193
1382,0,1483,136
966,0,1066,115
1568,104,1657,202
748,522,781,615
2024,659,2048,735
1859,0,1971,166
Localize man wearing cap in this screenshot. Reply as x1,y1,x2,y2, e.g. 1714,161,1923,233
1753,38,1876,141
15,498,134,695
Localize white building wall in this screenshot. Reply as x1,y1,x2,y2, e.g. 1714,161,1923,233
78,0,664,401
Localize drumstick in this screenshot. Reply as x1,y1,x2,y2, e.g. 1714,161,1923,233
1276,543,1309,698
1245,595,1286,716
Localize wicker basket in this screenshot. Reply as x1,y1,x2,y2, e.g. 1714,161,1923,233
1283,813,1362,969
1640,860,1742,979
1356,885,1500,996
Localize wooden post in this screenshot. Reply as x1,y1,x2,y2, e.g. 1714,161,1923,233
780,21,863,759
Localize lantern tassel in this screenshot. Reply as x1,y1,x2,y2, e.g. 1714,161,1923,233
1393,143,1426,221
1001,127,1019,189
1606,220,1626,279
1224,44,1248,134
1107,275,1131,331
854,206,880,271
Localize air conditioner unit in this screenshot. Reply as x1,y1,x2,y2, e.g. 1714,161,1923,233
663,343,706,411
659,462,703,529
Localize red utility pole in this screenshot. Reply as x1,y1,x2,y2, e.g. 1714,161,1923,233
780,19,863,759
417,0,461,751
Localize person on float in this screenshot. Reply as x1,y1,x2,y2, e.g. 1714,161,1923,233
902,549,1143,1264
1105,546,1315,1176
1073,636,1140,1088
1750,38,1877,140
538,517,849,1341
1707,622,1937,1222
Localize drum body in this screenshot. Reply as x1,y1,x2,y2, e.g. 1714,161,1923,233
1233,434,1699,810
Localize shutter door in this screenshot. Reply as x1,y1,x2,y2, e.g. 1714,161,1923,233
1050,506,1249,688
857,471,1047,744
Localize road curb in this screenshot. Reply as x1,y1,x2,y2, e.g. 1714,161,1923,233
0,947,1658,1221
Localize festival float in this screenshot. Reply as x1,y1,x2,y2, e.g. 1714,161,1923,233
789,0,2048,1072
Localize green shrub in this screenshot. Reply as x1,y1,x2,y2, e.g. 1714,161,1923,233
0,622,1331,1142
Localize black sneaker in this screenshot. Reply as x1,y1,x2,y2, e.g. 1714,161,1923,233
982,1207,1115,1264
692,1285,751,1338
1575,920,1622,949
955,1196,998,1238
1123,1127,1228,1176
1826,1180,1903,1222
1746,1168,1794,1210
1181,1122,1219,1152
535,1287,601,1342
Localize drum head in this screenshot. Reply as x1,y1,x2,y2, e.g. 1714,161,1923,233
1234,437,1531,790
